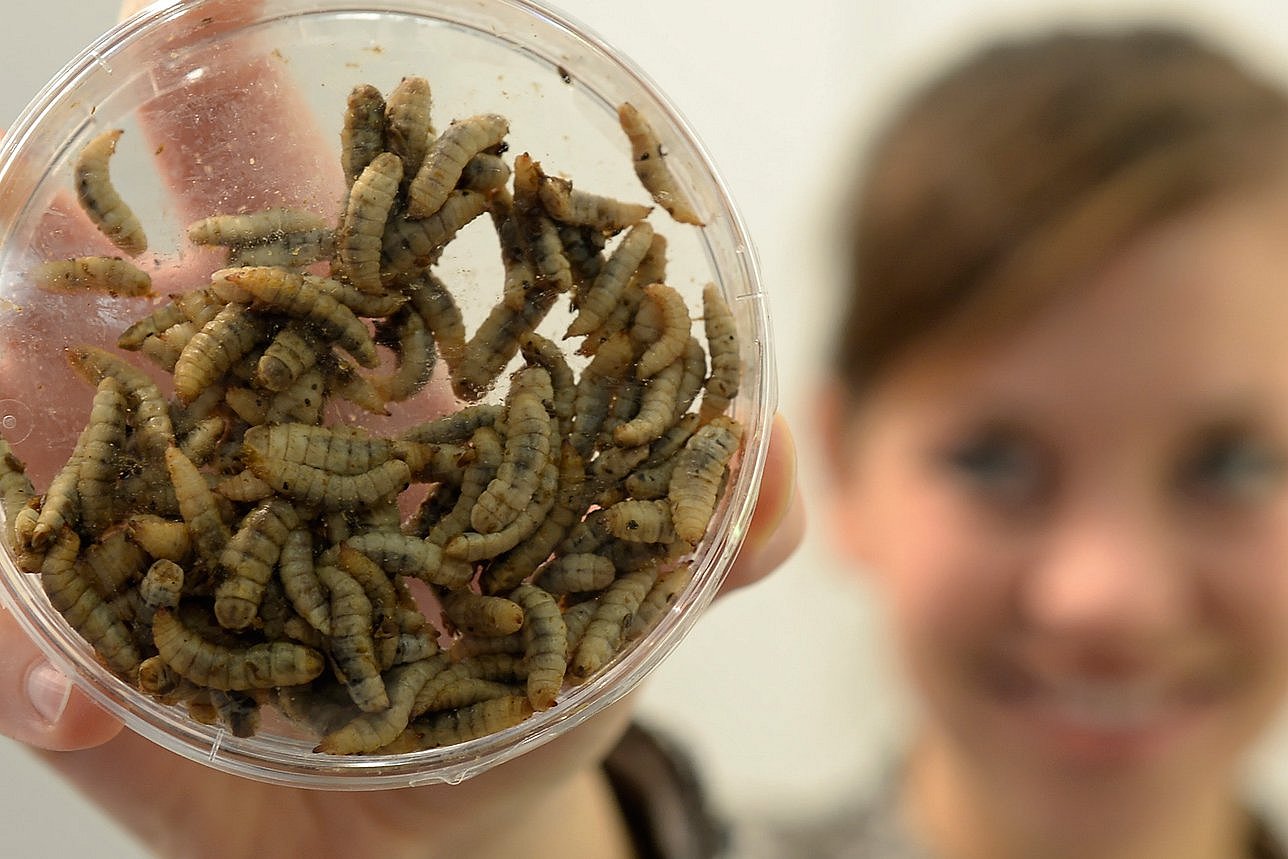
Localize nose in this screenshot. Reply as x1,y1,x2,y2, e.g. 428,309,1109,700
1020,497,1189,645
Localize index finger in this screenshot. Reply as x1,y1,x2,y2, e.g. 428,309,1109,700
119,0,342,223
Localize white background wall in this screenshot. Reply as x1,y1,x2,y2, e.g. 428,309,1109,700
4,1,1288,855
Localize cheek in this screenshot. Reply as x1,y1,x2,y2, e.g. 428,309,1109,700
1190,505,1288,647
862,480,1020,654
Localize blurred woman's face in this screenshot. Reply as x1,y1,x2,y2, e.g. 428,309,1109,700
830,187,1288,839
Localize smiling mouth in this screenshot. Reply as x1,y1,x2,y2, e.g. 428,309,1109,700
983,656,1226,739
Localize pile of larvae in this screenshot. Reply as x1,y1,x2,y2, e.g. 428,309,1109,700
0,74,743,755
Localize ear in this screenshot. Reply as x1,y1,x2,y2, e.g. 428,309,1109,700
812,378,879,571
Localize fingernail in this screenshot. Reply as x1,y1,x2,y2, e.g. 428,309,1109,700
26,661,72,726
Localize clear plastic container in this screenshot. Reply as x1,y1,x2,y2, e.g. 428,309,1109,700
0,0,773,789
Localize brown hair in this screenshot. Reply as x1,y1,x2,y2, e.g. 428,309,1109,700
833,25,1288,401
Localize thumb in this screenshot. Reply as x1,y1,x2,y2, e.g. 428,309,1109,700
0,604,123,751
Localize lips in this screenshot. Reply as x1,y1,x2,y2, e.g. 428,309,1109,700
973,650,1230,761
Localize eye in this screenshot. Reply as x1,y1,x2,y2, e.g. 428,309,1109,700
939,428,1047,506
1179,432,1287,503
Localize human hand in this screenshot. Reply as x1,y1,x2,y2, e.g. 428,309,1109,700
0,2,804,856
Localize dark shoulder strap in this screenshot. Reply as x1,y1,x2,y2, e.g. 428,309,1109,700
602,722,729,859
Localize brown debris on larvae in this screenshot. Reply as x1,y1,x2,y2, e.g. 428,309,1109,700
668,415,743,544
152,607,325,691
316,656,443,754
537,173,652,234
187,208,328,247
165,446,232,567
261,366,327,425
566,220,655,339
511,156,574,298
571,565,660,682
339,151,403,293
373,305,436,403
74,377,129,536
406,113,509,219
215,498,300,630
616,102,705,226
471,380,554,534
403,273,466,374
74,128,148,255
214,266,379,368
385,694,532,753
381,189,491,285
279,525,331,635
509,584,567,711
441,589,524,637
172,303,271,405
699,283,741,422
40,529,141,678
65,345,174,458
34,256,152,298
124,513,192,563
384,75,434,180
605,498,677,544
314,563,388,712
340,83,387,187
535,553,616,595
